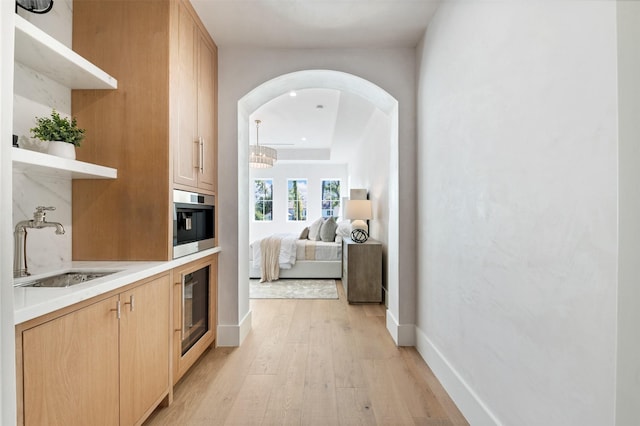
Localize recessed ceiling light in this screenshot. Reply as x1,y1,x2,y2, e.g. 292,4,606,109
301,137,307,141
316,104,324,109
289,90,297,97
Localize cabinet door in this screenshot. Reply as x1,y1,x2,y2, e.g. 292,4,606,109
22,296,120,426
119,275,171,426
173,1,199,188
196,33,217,193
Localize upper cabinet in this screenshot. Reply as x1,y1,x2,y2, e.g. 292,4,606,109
173,1,217,193
71,0,218,261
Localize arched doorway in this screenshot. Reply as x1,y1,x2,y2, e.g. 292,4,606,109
237,69,400,342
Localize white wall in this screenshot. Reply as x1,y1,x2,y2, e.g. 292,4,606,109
249,162,348,242
345,107,391,294
416,1,618,425
1,2,17,424
616,2,640,425
218,48,416,345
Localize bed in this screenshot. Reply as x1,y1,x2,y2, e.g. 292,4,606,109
250,217,352,281
249,234,343,280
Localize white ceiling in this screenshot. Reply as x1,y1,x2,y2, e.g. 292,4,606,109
190,0,440,162
249,88,377,162
190,0,440,49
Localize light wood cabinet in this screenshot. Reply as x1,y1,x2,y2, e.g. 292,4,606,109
172,254,218,384
119,275,171,425
71,0,218,261
20,296,120,426
342,237,383,303
173,1,217,193
16,274,171,426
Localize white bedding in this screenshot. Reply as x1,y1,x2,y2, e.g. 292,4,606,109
250,234,297,270
250,234,342,270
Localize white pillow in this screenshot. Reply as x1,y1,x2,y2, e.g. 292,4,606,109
336,220,352,238
308,217,325,241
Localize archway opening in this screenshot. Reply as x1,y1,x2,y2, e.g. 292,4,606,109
237,69,399,340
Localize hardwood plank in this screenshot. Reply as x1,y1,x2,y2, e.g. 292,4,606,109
301,340,338,424
249,301,295,375
336,387,377,426
387,350,451,422
145,288,468,426
224,375,276,426
286,299,314,343
401,348,469,426
260,343,308,425
361,359,415,425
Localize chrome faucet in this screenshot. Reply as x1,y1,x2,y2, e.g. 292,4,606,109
14,206,65,278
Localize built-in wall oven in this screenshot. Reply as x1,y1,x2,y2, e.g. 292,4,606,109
173,189,215,259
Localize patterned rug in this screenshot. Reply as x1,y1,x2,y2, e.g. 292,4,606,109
249,279,338,299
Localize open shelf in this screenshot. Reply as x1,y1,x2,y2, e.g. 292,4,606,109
12,148,117,180
14,15,117,90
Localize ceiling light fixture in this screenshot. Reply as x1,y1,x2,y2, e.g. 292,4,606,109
249,119,277,169
289,90,297,97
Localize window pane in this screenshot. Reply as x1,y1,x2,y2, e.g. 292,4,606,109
254,179,273,221
321,179,341,218
288,179,307,221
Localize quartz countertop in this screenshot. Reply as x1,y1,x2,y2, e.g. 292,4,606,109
13,247,221,325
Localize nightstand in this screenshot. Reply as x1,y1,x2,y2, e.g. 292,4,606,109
342,237,382,303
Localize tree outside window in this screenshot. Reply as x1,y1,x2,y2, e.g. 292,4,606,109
288,179,307,221
321,179,341,218
254,179,273,221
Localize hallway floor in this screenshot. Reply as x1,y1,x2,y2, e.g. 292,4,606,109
145,281,468,425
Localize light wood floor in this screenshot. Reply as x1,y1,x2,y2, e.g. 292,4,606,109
145,281,468,426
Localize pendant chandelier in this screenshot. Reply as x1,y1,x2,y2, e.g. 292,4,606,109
249,119,277,168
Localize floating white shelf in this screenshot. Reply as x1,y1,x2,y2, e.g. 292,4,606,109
14,15,117,90
12,148,117,180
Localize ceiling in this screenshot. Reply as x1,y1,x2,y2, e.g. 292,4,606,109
190,0,440,163
190,0,440,49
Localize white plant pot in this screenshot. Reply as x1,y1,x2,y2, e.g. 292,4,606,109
48,141,76,160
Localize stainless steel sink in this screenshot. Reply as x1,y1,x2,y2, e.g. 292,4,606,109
17,271,119,288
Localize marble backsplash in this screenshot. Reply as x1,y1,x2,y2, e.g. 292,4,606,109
13,0,73,277
13,172,72,276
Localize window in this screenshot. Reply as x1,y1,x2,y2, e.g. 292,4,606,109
287,179,307,221
321,179,341,218
254,179,273,221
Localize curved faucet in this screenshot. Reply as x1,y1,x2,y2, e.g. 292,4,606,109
14,206,65,278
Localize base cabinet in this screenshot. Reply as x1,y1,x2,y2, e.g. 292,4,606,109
172,254,218,384
17,274,171,426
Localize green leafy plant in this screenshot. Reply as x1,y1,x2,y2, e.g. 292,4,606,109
30,110,85,146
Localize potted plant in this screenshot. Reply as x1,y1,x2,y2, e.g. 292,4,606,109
30,109,86,160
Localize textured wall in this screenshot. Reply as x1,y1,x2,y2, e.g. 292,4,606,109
416,1,618,424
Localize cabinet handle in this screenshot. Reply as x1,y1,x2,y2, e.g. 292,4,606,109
111,300,121,319
193,139,200,169
124,295,135,312
199,137,204,173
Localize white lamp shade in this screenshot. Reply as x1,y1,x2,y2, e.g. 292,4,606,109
345,200,372,220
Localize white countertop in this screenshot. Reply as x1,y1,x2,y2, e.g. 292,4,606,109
13,247,221,325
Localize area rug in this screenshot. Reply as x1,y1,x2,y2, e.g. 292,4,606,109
249,279,338,299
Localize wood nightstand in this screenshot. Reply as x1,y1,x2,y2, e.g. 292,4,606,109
342,237,382,303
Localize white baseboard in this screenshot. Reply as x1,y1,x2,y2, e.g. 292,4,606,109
385,309,416,346
216,309,252,347
415,326,501,426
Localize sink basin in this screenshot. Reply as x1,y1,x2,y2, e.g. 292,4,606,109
18,271,119,288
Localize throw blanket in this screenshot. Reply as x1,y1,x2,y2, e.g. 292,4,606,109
250,234,298,282
260,237,281,282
